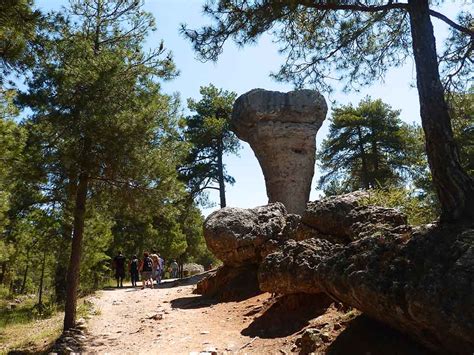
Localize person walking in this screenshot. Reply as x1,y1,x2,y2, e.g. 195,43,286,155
139,252,154,289
112,251,126,288
156,253,164,284
170,259,179,279
129,255,139,287
150,251,159,286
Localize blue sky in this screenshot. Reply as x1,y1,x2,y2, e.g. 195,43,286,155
35,0,465,216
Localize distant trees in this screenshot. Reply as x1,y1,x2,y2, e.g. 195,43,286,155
318,98,418,194
181,84,240,208
183,0,474,223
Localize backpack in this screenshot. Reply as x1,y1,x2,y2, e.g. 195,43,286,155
130,259,138,272
143,256,153,271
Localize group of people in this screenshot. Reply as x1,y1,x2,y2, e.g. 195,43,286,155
112,251,179,289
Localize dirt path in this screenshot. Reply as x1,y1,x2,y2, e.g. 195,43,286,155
83,277,432,355
83,279,294,354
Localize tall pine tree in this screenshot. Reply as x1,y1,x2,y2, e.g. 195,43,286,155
21,0,181,330
181,84,240,208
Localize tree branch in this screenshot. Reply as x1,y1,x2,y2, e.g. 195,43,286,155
301,1,408,13
301,1,473,37
429,9,474,38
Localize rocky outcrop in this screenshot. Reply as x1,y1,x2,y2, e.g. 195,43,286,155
203,203,289,267
200,192,473,352
232,89,327,215
301,191,410,243
194,264,261,301
259,224,474,353
259,238,343,294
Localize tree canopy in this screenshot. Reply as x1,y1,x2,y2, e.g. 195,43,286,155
17,0,187,330
318,97,418,193
0,0,40,82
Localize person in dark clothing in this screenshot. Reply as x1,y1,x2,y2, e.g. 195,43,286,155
129,255,139,287
139,251,154,289
113,251,126,288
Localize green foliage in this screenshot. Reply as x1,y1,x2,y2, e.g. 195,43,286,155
361,187,438,226
0,1,221,317
318,97,418,193
440,12,473,93
79,208,114,293
0,90,27,233
182,1,471,94
449,88,474,176
181,84,240,207
409,89,473,203
0,0,40,81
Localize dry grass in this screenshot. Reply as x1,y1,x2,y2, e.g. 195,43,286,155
0,298,94,355
0,312,62,355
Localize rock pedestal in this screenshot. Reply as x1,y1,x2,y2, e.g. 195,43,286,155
231,89,327,215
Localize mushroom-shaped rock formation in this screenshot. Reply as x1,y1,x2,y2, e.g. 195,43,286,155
232,89,327,215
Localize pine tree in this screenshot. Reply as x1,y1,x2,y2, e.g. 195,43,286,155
21,0,181,330
181,84,240,208
318,97,417,193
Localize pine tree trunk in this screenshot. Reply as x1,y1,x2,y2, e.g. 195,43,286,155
20,249,30,294
0,262,6,284
356,126,370,189
63,172,89,330
55,178,76,304
408,0,474,222
217,140,226,208
38,249,46,313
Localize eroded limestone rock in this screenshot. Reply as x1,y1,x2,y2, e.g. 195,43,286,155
200,192,472,352
259,225,474,353
232,89,327,215
301,191,410,243
194,264,261,301
203,203,288,267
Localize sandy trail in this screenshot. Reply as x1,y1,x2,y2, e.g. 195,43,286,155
83,279,293,354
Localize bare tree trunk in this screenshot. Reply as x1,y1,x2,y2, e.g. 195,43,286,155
38,249,46,314
217,140,227,208
63,172,89,330
408,0,474,223
55,176,78,304
0,262,6,284
20,249,30,294
356,126,370,189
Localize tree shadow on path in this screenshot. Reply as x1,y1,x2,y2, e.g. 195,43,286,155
169,295,219,310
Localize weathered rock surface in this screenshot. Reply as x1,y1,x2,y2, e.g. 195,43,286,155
194,265,261,301
232,89,327,215
183,263,205,275
259,238,343,294
259,224,474,353
203,203,288,267
301,191,410,243
201,192,472,352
